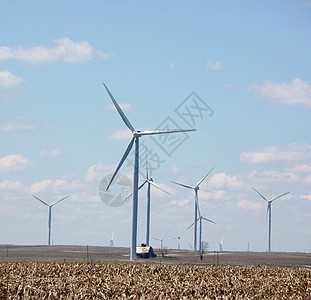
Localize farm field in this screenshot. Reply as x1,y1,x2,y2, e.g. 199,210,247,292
0,245,310,298
1,245,311,267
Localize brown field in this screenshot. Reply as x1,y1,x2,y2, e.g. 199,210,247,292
0,245,310,299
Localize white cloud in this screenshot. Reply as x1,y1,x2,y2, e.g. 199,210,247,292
238,199,262,211
0,180,28,193
249,78,311,108
0,154,30,172
300,194,311,201
303,175,311,185
0,122,36,132
204,61,224,71
201,190,228,201
107,129,132,140
171,166,180,174
167,199,190,207
285,164,311,173
30,177,83,195
240,143,311,164
0,37,110,63
86,162,115,182
105,103,131,111
0,69,23,88
248,170,299,184
207,172,245,190
40,148,61,157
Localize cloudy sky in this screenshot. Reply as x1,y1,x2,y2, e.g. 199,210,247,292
1,1,310,252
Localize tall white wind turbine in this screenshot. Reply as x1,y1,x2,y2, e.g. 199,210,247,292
103,83,195,260
171,166,214,251
32,195,69,246
251,187,289,252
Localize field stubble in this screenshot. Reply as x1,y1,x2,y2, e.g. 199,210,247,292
0,261,310,299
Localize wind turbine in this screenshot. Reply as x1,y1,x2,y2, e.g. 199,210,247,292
187,210,215,252
251,187,289,252
32,195,69,246
171,166,214,251
110,220,116,247
153,236,165,249
103,83,195,260
140,148,171,246
218,237,224,252
173,234,181,250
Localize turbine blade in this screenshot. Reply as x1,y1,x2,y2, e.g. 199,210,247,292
171,181,194,190
202,217,216,224
51,195,69,207
106,137,135,191
145,144,148,179
152,237,160,241
148,181,171,195
139,129,195,136
195,166,215,188
270,192,290,202
138,180,148,190
186,222,194,231
251,187,268,201
121,193,132,204
32,195,49,207
120,180,147,204
103,83,135,132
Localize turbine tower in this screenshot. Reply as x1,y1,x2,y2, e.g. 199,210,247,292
104,83,195,260
252,187,289,252
32,195,69,246
171,167,214,251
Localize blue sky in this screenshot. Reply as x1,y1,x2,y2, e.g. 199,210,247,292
0,1,311,252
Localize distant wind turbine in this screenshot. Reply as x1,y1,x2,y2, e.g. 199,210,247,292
218,237,224,252
171,166,214,251
251,187,289,252
103,83,195,260
32,195,69,246
110,220,116,247
173,234,181,250
187,208,215,252
141,147,171,246
153,236,165,249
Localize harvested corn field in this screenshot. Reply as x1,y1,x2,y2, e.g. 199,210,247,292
1,262,310,299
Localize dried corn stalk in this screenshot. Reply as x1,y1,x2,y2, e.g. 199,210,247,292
0,262,310,299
